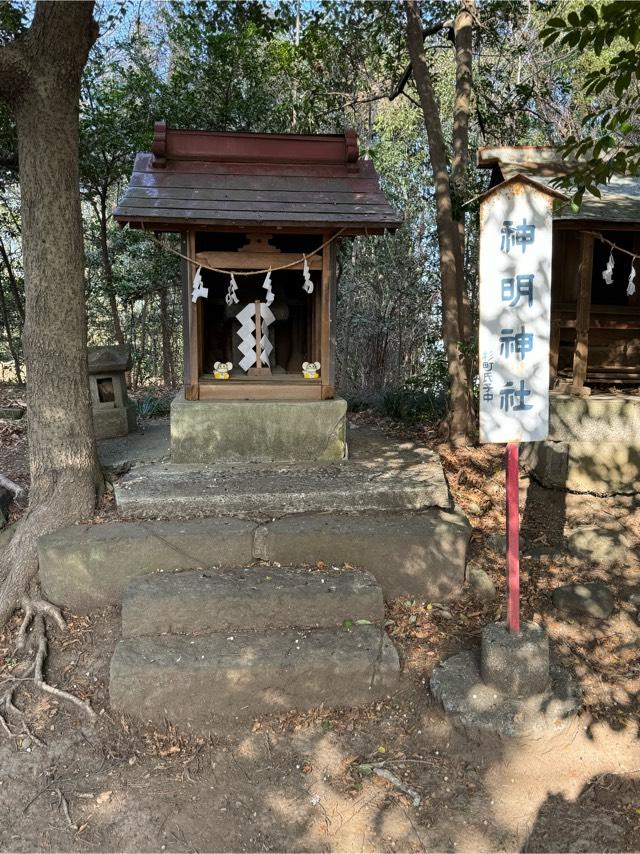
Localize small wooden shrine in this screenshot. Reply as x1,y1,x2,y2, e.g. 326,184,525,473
478,146,640,392
115,123,401,404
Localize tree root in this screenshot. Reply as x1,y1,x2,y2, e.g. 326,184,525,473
0,472,25,500
0,598,97,741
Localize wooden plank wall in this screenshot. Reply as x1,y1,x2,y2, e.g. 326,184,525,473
551,228,640,384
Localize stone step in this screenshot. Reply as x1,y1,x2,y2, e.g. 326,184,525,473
38,509,470,612
38,518,256,612
113,439,451,520
109,625,399,727
256,509,470,601
122,566,383,638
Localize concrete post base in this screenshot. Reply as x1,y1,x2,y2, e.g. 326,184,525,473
430,622,581,738
480,621,549,697
170,392,348,463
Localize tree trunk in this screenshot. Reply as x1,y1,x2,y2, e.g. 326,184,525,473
405,0,474,443
158,286,174,388
97,189,124,345
451,0,474,343
136,297,148,389
0,2,102,626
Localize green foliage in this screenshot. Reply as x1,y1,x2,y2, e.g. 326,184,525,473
378,384,447,424
0,0,614,421
135,388,174,418
541,1,640,195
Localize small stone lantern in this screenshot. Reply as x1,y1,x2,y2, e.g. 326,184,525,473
88,345,137,440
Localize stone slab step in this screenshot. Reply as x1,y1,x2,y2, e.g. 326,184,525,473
109,625,399,727
38,508,470,613
114,455,451,520
38,518,256,612
255,510,470,601
122,566,383,638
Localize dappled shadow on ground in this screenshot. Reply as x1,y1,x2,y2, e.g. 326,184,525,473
523,772,640,853
0,587,638,852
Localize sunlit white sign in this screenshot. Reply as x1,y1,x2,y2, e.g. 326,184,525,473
478,177,556,444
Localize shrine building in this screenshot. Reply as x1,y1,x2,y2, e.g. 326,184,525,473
115,123,401,462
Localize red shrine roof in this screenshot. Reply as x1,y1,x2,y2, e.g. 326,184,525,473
114,122,403,233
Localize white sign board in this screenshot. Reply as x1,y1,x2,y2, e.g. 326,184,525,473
479,178,555,444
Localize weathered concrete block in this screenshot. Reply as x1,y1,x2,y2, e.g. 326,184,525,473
170,392,347,463
110,626,399,726
430,650,581,739
480,622,549,698
549,393,640,443
92,406,131,441
122,566,384,637
114,457,451,520
552,582,615,620
260,510,470,601
38,518,256,612
522,440,640,494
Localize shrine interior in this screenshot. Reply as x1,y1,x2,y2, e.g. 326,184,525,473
195,231,322,380
552,226,640,383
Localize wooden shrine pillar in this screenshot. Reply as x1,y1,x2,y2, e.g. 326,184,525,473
320,232,338,399
549,319,561,385
185,229,200,400
571,231,594,395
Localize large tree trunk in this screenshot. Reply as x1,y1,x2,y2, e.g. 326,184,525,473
0,2,102,626
405,0,474,443
451,0,474,343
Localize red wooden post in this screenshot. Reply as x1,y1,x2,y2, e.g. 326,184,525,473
506,441,520,633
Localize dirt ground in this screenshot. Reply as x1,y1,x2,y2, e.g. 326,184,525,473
0,394,639,852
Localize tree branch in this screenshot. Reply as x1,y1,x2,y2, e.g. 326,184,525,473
389,17,453,101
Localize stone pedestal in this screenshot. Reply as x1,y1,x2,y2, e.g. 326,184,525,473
430,621,580,738
521,392,640,495
170,392,348,463
480,621,549,697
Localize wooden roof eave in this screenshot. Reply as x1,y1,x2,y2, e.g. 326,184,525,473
113,214,403,236
553,217,640,231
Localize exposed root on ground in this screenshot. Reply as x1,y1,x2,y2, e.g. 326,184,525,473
0,597,97,742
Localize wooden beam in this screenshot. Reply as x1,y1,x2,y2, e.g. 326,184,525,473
199,381,321,401
180,233,192,396
195,250,322,272
549,319,560,385
571,232,594,394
